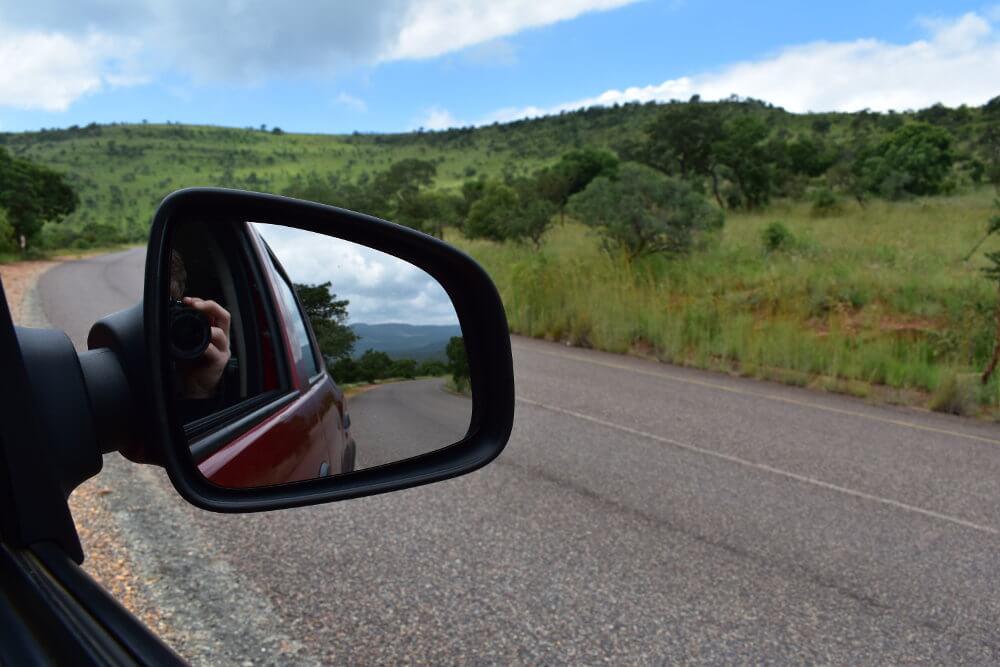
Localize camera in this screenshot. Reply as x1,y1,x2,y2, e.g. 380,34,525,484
168,299,211,360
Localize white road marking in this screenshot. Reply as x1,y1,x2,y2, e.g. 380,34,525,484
518,396,1000,537
514,343,1000,447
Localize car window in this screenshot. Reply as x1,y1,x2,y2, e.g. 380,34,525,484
262,248,321,382
169,221,290,443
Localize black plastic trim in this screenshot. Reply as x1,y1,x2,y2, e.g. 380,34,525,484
145,188,515,512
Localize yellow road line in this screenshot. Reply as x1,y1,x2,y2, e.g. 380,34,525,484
513,343,1000,447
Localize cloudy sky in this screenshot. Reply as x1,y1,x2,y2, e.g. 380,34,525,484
0,1,997,132
254,223,459,326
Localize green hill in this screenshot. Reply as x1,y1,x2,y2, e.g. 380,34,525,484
0,98,993,247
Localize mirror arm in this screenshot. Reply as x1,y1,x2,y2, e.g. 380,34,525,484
86,304,163,467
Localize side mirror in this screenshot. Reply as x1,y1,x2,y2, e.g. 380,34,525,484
139,188,513,511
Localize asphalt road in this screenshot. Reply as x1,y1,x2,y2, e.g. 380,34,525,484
36,247,1000,664
348,378,471,471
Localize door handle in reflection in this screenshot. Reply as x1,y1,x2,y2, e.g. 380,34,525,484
319,462,330,477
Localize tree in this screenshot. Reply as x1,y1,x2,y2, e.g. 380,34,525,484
446,337,469,391
357,349,392,384
529,148,618,222
856,122,954,198
644,100,723,178
0,207,15,253
508,196,557,248
293,282,357,361
395,189,462,239
390,358,418,379
0,148,78,249
465,181,519,242
712,116,772,209
370,158,437,218
567,162,724,261
329,356,359,384
982,96,1000,191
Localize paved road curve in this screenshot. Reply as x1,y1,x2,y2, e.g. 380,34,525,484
38,247,1000,664
348,378,471,471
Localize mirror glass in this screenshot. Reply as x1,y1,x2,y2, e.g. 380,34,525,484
165,218,471,488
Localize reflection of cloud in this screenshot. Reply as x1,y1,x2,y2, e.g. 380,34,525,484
254,223,459,326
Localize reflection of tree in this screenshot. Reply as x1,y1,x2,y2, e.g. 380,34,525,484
293,282,358,361
329,352,446,385
446,337,469,392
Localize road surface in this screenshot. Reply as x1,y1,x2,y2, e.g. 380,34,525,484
348,378,471,471
34,247,1000,664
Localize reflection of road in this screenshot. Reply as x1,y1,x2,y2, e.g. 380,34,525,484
348,378,470,471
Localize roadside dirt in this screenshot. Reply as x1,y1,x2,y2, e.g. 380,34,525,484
0,260,59,322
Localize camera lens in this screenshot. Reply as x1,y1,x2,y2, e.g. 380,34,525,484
169,304,211,360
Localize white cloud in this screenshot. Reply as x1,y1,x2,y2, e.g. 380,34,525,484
486,11,1000,120
383,0,637,61
0,0,639,111
335,92,367,112
462,39,519,67
0,28,143,111
419,107,461,131
254,224,458,326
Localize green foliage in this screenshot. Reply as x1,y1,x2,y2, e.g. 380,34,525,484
0,208,16,253
396,189,462,239
453,190,1000,413
639,97,722,177
809,188,842,216
567,162,724,260
390,358,418,379
713,116,772,209
357,349,393,384
293,282,357,361
761,222,794,253
465,181,519,242
855,122,954,198
0,147,78,249
446,336,469,392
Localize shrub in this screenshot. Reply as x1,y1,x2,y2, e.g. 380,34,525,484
928,373,977,416
761,222,794,253
567,162,724,261
809,188,842,216
0,208,16,253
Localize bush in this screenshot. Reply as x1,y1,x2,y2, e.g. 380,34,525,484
761,222,794,253
567,162,724,261
0,208,16,253
928,373,977,416
809,188,842,217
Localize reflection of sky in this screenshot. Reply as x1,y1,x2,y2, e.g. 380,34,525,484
254,223,459,326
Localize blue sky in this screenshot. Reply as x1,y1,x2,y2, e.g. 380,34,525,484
0,1,997,133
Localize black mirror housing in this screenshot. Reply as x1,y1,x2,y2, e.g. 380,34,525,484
143,188,515,511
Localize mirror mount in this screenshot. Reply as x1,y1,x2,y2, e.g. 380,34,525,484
86,304,163,466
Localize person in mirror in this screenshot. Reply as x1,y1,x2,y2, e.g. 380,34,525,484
170,249,233,420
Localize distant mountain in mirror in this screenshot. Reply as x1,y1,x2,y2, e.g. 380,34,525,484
350,323,462,361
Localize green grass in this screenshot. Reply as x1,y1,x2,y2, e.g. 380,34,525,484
450,188,1000,416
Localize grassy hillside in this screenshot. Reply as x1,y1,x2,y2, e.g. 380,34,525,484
450,188,1000,417
3,100,998,415
1,99,991,246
